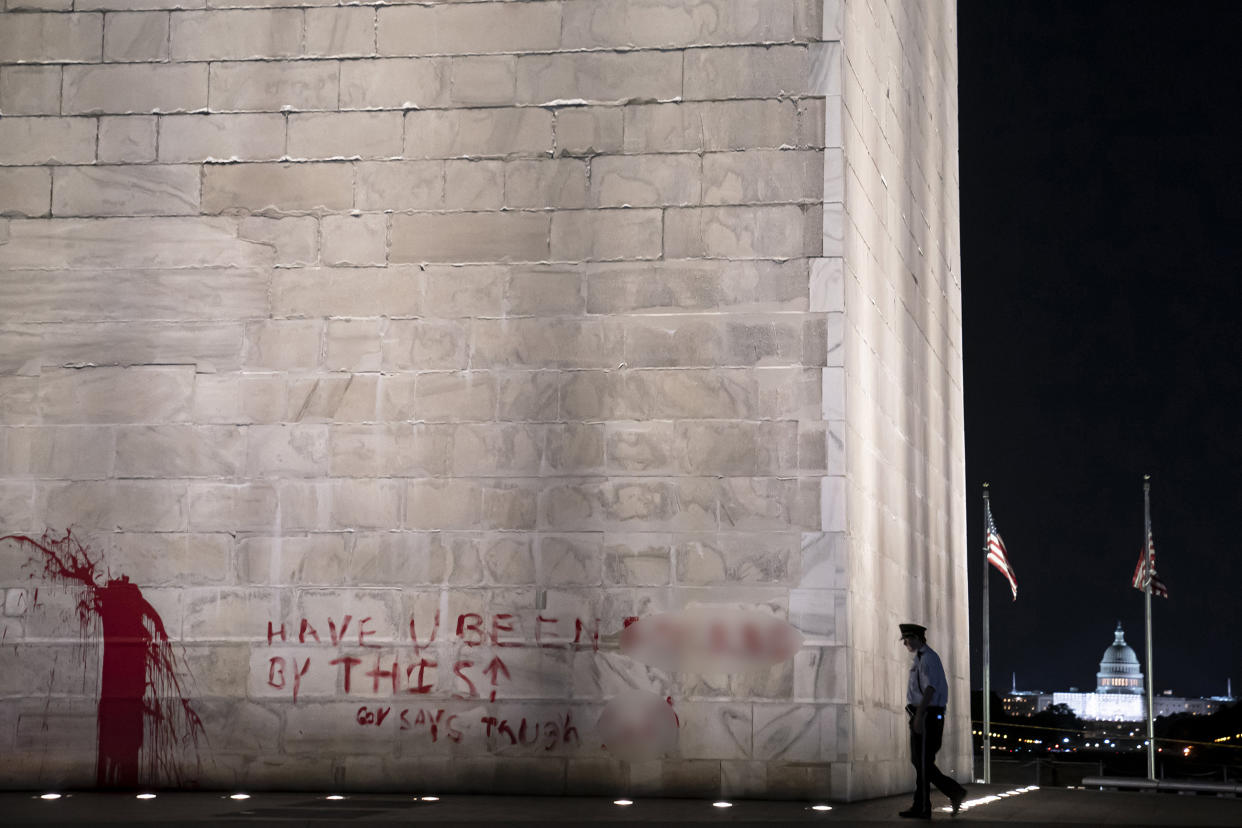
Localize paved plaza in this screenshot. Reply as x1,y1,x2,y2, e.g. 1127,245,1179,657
3,784,1240,826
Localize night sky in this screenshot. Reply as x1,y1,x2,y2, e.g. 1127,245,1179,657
958,1,1242,699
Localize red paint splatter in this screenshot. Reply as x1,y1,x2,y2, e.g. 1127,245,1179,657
2,530,204,788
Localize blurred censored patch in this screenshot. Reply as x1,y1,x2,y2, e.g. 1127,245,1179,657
620,607,802,673
596,690,679,761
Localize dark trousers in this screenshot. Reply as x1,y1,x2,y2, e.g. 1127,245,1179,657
908,707,965,813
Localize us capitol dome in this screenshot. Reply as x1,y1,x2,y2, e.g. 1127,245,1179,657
1003,622,1228,722
1096,622,1144,694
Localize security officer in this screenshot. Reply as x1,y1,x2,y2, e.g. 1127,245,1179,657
900,623,967,819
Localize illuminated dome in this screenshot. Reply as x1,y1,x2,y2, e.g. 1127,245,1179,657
1096,621,1144,694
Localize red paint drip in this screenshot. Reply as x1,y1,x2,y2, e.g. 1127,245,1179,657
2,530,204,788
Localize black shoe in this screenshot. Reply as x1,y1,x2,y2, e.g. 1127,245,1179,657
899,807,931,819
950,787,966,815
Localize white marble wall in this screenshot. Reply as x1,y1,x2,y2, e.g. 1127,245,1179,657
834,0,969,801
0,0,963,801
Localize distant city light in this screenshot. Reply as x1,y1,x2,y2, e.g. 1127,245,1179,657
712,801,733,808
229,793,250,800
811,804,832,811
39,793,61,801
325,795,345,801
613,799,633,806
136,793,157,800
420,796,440,802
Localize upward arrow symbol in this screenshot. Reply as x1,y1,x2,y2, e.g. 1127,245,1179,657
482,656,511,702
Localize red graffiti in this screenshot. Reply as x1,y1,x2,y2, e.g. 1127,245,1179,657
481,655,510,702
2,530,204,788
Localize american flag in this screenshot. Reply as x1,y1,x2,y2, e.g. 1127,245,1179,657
986,500,1017,600
1131,528,1169,598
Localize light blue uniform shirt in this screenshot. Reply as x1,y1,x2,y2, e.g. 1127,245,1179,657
908,644,949,707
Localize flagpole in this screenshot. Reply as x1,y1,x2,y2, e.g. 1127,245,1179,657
1143,475,1156,781
982,482,992,784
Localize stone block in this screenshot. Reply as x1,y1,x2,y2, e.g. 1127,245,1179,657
114,424,244,477
0,168,51,217
605,421,676,474
450,423,542,477
187,481,278,532
329,423,451,478
752,703,819,760
0,117,96,165
0,377,39,425
182,587,280,641
630,368,753,420
0,481,35,534
0,66,61,115
679,420,797,475
559,370,643,421
170,9,301,61
702,149,824,205
321,213,388,267
561,0,795,49
381,319,468,371
496,371,560,423
517,50,681,104
272,267,423,318
103,11,169,62
445,160,504,210
324,318,383,372
504,158,588,210
505,266,583,316
539,478,716,532
288,111,404,160
410,371,496,422
549,209,661,261
97,115,157,163
38,366,194,424
449,55,517,107
553,107,623,156
585,259,808,314
675,532,797,585
52,164,200,216
238,216,318,266
158,113,286,162
420,264,503,318
544,423,604,474
590,154,701,208
404,107,553,159
1,425,113,479
202,162,354,215
38,479,188,532
377,2,562,56
664,205,807,259
538,535,603,586
337,532,450,586
246,424,330,478
63,63,208,114
624,99,800,153
390,212,550,264
603,533,671,586
0,12,102,63
209,61,339,112
684,45,812,100
339,58,450,110
355,161,444,210
107,532,231,587
0,217,268,270
5,319,235,373
243,319,323,370
472,318,615,370
305,6,375,58
236,534,351,587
